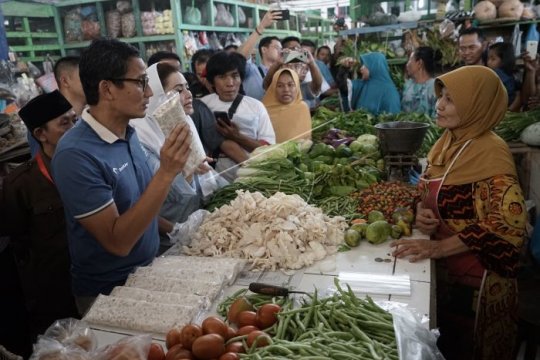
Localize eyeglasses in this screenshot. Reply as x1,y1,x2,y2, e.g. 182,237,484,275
106,76,149,91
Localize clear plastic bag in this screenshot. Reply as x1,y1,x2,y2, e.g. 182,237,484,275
214,4,234,27
30,337,91,360
105,10,121,38
152,91,206,177
121,12,136,38
238,7,247,25
386,303,445,360
184,5,202,25
43,318,97,353
64,8,83,43
168,209,210,246
92,334,151,360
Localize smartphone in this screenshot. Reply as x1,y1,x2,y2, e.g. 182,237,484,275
214,111,231,126
272,9,290,21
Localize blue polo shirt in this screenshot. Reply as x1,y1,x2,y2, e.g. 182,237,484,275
52,110,158,297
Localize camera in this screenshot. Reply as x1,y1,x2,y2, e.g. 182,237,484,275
282,49,309,64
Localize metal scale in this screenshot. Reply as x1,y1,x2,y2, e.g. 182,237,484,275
374,121,429,182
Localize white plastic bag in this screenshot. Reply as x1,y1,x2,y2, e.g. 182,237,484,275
152,91,206,177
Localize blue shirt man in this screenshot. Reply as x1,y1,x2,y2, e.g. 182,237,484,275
51,38,192,314
53,112,158,296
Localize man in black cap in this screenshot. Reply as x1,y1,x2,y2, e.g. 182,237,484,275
0,90,79,342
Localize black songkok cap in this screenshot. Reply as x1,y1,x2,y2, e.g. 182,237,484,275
18,90,72,131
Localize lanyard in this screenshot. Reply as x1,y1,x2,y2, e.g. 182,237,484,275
35,152,54,184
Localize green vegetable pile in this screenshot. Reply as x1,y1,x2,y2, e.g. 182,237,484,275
239,278,398,360
312,107,442,157
205,139,383,220
495,109,540,142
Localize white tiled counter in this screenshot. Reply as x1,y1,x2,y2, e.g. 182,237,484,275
91,229,433,346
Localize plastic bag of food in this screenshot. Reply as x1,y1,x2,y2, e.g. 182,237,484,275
81,19,100,40
214,4,234,27
184,2,202,25
152,91,207,177
64,8,83,43
106,10,121,38
238,7,247,25
92,334,151,360
121,12,136,38
141,11,156,36
116,0,132,14
43,318,97,353
30,337,91,360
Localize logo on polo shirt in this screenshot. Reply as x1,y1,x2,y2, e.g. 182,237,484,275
113,162,129,174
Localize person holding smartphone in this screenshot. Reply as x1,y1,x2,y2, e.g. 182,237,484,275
201,52,275,182
238,10,283,100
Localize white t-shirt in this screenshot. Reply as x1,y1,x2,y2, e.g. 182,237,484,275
201,93,276,146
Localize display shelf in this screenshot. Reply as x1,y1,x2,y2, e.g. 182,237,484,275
339,22,418,36
476,18,540,28
1,1,62,63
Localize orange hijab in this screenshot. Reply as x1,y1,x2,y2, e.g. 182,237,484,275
262,68,311,143
426,66,517,185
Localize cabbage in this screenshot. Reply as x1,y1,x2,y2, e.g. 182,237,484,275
247,144,288,165
355,134,379,146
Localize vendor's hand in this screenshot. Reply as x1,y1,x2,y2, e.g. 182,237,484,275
159,123,191,179
390,239,443,262
216,119,241,141
415,202,439,235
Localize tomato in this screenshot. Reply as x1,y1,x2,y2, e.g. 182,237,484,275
236,325,259,336
236,311,258,328
166,328,182,350
201,316,228,339
256,303,281,329
225,342,245,354
165,344,194,360
148,343,166,360
227,297,254,324
218,353,239,360
246,331,270,348
180,324,203,350
191,334,226,360
226,326,237,340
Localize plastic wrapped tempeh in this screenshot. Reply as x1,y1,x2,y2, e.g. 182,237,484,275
152,91,207,177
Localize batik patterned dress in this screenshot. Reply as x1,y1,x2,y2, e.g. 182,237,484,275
424,174,526,360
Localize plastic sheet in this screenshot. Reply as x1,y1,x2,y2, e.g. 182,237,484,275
167,209,210,246
337,272,411,296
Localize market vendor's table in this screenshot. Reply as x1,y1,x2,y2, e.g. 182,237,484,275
90,230,433,346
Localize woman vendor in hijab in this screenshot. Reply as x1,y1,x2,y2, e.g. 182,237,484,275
347,52,400,115
391,66,526,360
262,68,311,143
130,62,210,253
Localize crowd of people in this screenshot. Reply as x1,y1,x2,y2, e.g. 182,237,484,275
0,12,536,360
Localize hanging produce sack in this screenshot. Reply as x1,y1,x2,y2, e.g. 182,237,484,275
81,19,100,40
116,0,132,14
141,11,156,36
184,0,202,25
64,8,83,43
105,10,121,38
215,4,234,27
121,12,136,38
238,7,247,25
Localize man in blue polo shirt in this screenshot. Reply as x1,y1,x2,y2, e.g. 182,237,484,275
52,38,192,315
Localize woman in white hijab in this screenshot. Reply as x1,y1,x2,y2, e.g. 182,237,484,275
131,62,213,253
